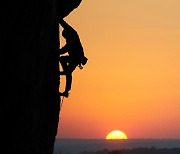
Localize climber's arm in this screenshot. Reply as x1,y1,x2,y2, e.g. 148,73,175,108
60,19,72,29
59,45,68,55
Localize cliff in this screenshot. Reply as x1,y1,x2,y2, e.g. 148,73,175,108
1,1,59,154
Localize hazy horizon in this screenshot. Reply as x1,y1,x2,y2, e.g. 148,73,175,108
54,138,180,154
56,137,180,140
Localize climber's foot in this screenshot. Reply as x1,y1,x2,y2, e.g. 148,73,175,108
59,71,66,75
59,91,69,98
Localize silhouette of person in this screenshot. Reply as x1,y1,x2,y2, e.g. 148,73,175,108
59,19,88,97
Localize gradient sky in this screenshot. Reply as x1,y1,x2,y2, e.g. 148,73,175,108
57,0,180,139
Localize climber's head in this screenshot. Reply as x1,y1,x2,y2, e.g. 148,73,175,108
62,29,72,40
62,27,78,40
62,29,68,38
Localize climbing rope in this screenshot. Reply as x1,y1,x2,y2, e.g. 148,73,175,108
61,96,65,107
60,96,65,113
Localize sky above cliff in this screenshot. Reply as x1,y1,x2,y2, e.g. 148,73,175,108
57,0,180,139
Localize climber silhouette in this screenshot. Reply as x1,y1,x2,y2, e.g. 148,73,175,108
59,19,88,98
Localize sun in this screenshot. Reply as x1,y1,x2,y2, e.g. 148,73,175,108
106,130,128,140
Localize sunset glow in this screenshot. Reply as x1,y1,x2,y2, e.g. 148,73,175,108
106,130,128,140
58,0,180,139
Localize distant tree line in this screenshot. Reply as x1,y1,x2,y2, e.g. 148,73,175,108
78,147,180,154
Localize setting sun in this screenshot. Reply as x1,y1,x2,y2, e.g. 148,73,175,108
106,130,128,140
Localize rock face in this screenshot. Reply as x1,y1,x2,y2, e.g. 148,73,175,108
59,0,82,18
0,0,82,153
1,1,59,154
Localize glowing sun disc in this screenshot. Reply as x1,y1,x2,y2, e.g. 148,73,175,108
106,130,128,140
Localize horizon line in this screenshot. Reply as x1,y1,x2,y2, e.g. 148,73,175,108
55,138,180,140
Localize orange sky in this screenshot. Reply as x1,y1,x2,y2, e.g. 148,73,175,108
57,0,180,139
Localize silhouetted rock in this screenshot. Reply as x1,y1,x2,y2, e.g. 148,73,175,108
0,0,81,154
59,0,82,18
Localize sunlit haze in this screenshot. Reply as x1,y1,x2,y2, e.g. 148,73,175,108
58,0,180,139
